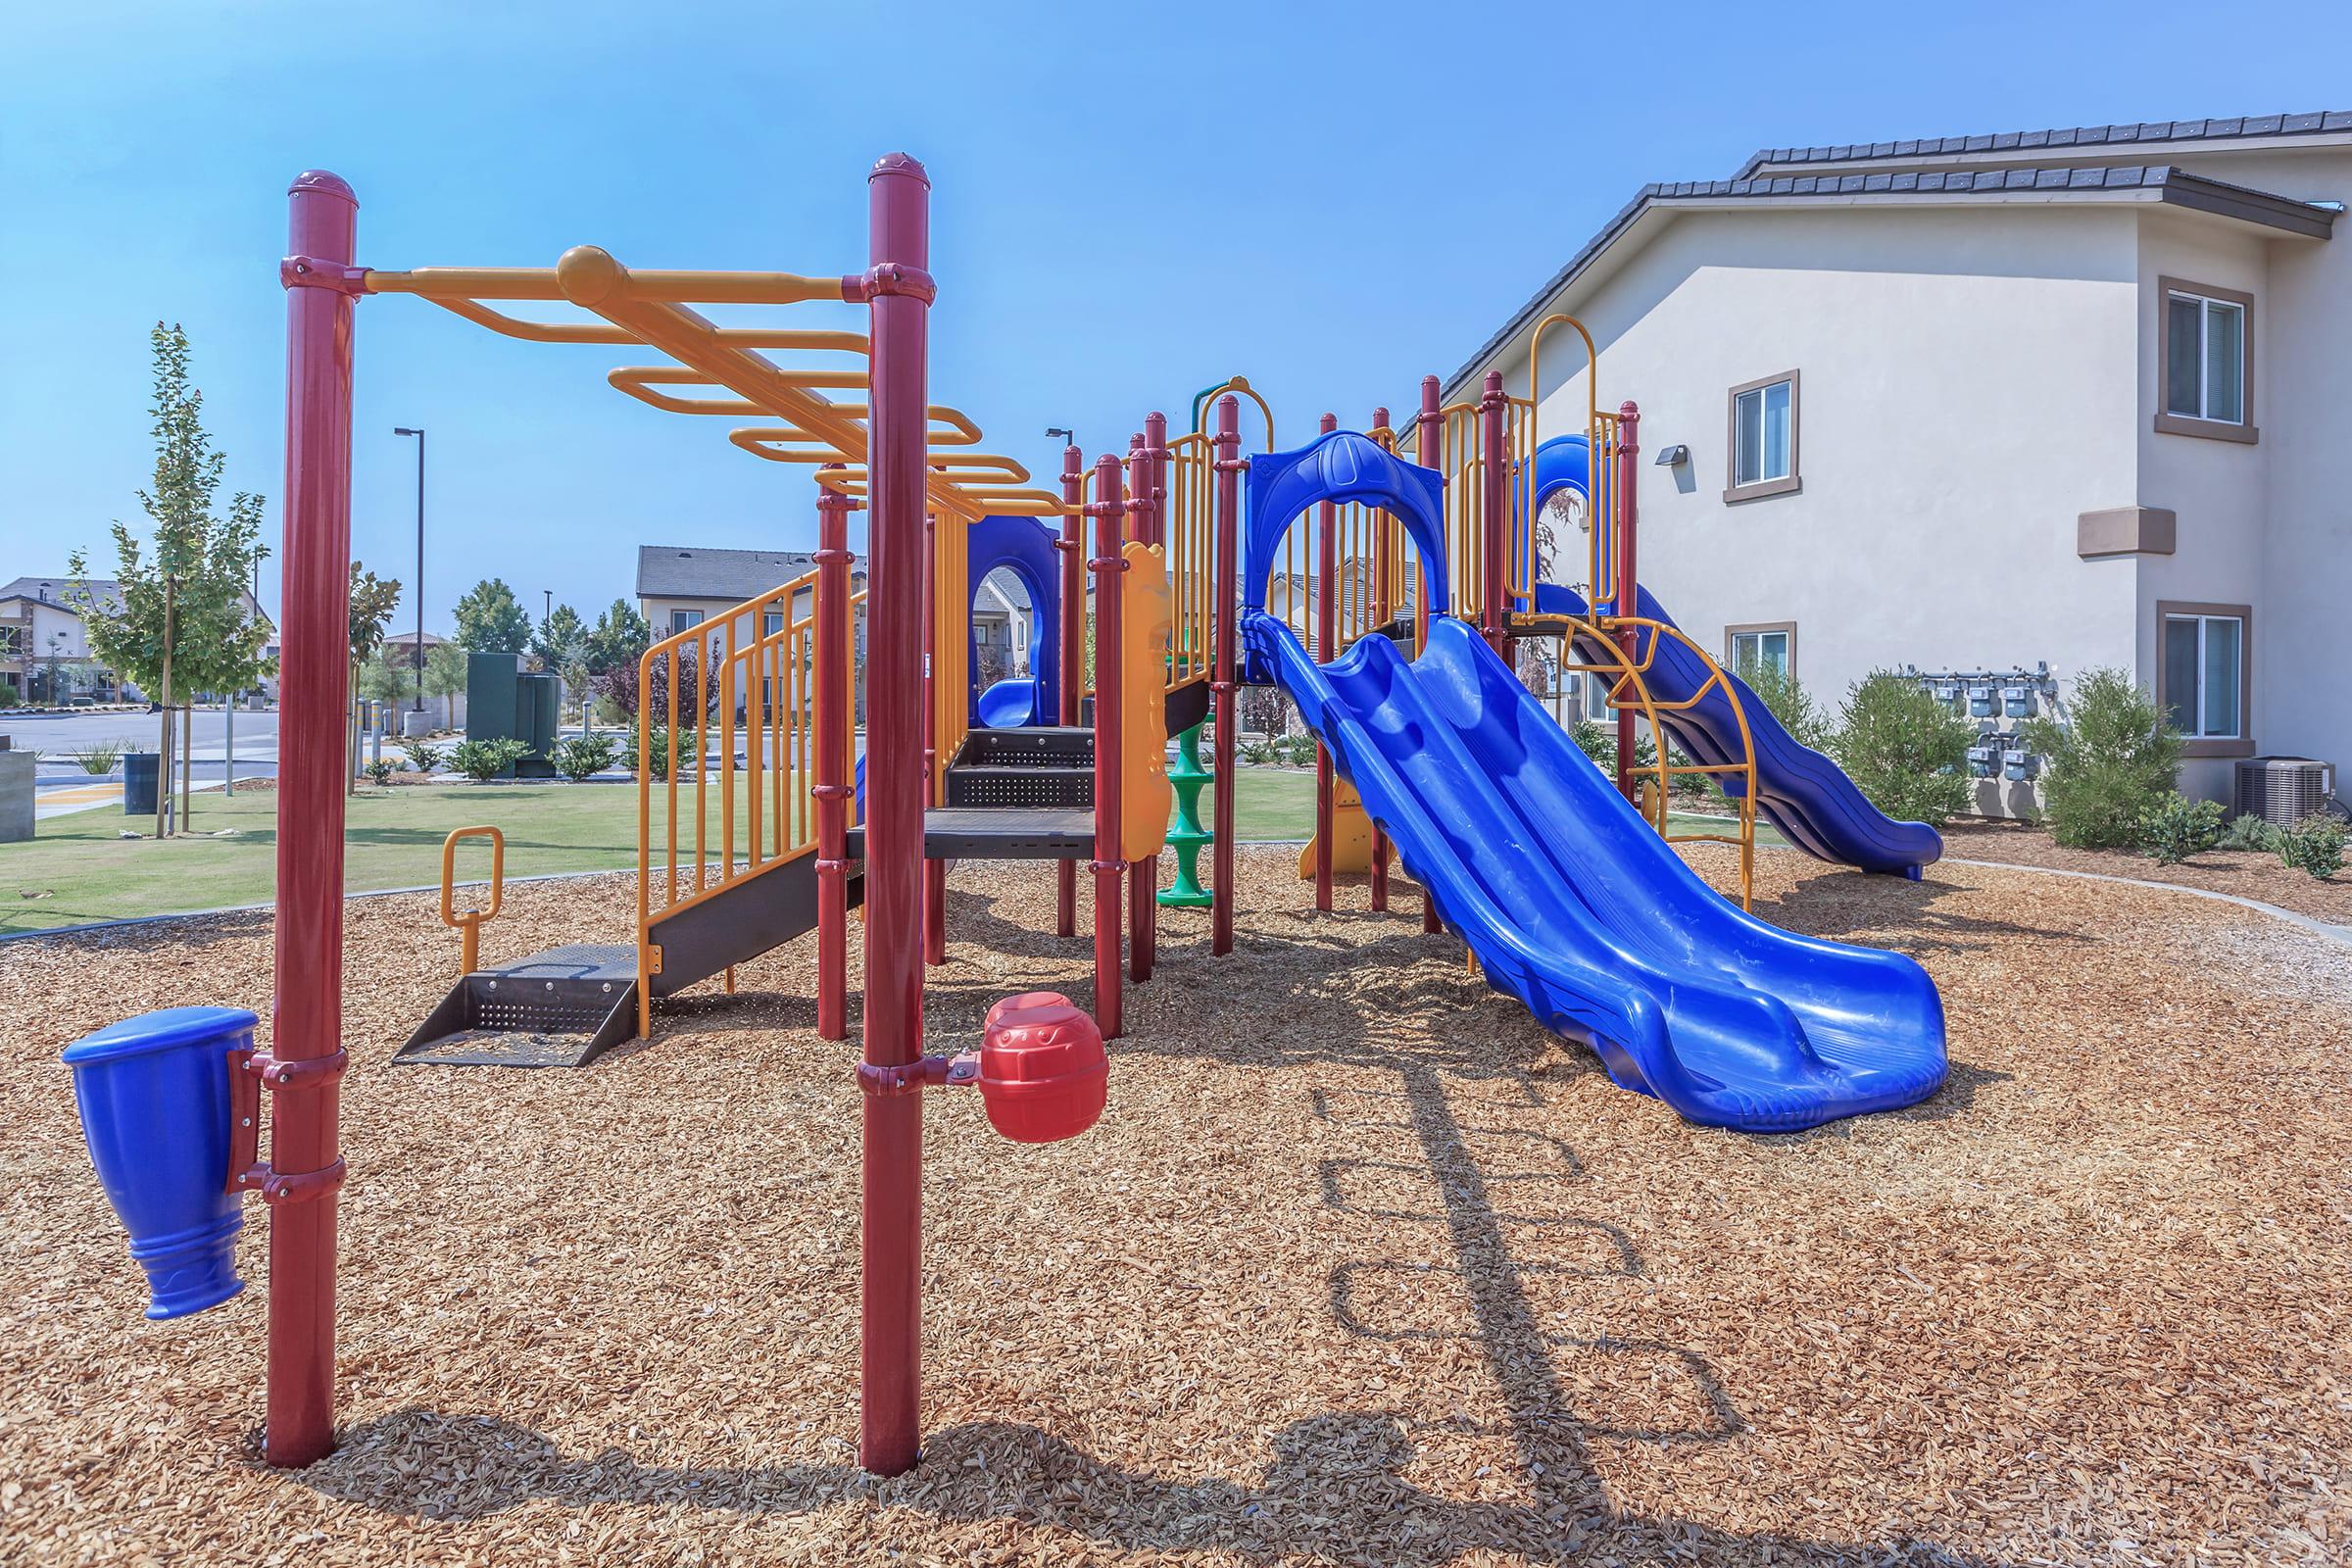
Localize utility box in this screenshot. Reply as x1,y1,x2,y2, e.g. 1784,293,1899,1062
2234,757,2334,827
466,652,559,779
0,739,30,843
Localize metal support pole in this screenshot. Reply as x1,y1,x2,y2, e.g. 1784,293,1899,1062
1479,371,1507,659
1209,398,1241,956
1088,454,1126,1037
815,483,855,1043
157,575,174,840
1313,411,1336,913
922,508,946,968
1125,428,1159,983
266,169,360,1469
1614,401,1642,806
1054,445,1083,939
1368,404,1391,913
1417,376,1444,934
857,152,933,1481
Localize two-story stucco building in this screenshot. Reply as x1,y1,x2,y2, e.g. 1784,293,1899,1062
1447,110,2350,806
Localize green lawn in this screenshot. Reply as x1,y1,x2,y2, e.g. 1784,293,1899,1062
0,770,1786,935
2,769,1323,935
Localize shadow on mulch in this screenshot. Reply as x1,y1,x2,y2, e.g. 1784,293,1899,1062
298,1403,1999,1564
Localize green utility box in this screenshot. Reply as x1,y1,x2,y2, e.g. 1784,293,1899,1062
466,651,559,779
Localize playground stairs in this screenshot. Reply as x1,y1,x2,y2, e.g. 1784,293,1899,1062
395,858,869,1068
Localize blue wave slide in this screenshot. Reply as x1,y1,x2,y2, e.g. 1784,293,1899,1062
1527,436,1942,879
1243,433,1945,1131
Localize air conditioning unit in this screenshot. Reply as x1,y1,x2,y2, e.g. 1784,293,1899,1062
2234,757,2335,828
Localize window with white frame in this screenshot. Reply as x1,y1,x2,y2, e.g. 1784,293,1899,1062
761,611,784,638
1727,624,1793,680
1727,371,1798,501
2155,278,2254,443
2159,609,2244,744
668,609,703,635
2164,287,2246,424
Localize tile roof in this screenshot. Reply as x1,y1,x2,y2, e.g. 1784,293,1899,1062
0,576,270,623
1740,111,2352,177
635,546,864,602
1446,163,2335,399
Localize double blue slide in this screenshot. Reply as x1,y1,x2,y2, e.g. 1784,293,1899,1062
1242,432,1945,1132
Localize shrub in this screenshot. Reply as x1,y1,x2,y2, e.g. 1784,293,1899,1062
1569,717,1615,773
2024,668,2180,849
552,734,621,782
2217,812,2283,854
0,677,20,706
363,758,399,788
597,645,718,725
1733,659,1835,754
446,737,530,783
71,737,129,775
2278,813,2348,880
1237,737,1276,766
633,724,683,781
1831,671,1975,826
2139,792,2226,865
399,739,447,774
1272,732,1316,767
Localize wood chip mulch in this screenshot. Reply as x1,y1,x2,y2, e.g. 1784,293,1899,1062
1,847,2346,1566
1942,818,2352,925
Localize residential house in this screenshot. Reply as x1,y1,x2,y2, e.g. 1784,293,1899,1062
0,574,274,703
1445,110,2352,806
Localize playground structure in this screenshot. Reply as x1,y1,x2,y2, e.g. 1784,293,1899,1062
60,154,1951,1483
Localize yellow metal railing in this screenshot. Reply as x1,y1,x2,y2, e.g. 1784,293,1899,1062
634,565,867,1030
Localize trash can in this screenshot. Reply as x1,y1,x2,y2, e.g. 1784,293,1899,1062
123,753,160,815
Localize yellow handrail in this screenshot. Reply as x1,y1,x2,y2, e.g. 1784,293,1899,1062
438,825,505,975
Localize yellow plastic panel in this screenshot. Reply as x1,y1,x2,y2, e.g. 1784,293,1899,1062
1121,541,1173,862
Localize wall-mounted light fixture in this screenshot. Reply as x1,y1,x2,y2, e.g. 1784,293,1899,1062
1653,443,1690,467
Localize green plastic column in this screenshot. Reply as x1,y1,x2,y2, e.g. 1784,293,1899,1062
1157,719,1213,907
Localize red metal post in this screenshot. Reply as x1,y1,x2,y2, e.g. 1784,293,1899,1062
1367,403,1391,914
267,171,359,1470
1209,398,1241,956
1614,400,1642,805
1125,434,1154,982
857,152,933,1480
1088,455,1127,1036
1054,444,1084,939
1313,411,1337,912
1479,370,1507,659
1136,413,1169,977
1417,375,1444,934
814,483,855,1042
922,507,947,967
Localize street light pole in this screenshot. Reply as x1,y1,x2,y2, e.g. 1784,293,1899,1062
395,427,425,715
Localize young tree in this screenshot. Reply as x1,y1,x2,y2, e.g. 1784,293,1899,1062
349,563,403,667
586,598,651,673
453,577,533,653
68,323,273,704
423,639,468,730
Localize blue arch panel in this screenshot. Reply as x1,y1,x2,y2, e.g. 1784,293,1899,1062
965,514,1062,727
1242,431,1447,621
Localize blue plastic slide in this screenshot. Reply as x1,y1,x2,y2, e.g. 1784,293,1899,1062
1243,433,1946,1131
1528,437,1941,878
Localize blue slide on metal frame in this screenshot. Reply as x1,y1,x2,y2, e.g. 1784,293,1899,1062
1241,432,1946,1131
1526,435,1942,878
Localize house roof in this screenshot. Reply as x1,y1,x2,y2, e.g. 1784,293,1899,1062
635,545,865,603
0,575,270,624
1446,114,2344,401
1740,110,2352,177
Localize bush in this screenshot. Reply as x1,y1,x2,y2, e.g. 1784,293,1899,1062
71,737,129,775
1272,732,1316,767
1830,671,1975,826
399,739,447,774
1733,659,1835,754
2278,813,2348,880
0,677,20,706
446,737,530,783
552,734,621,782
2024,668,2180,849
634,724,684,781
2139,792,2226,865
363,758,399,789
2217,812,2283,854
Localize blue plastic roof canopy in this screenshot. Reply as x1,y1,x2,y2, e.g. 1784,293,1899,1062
965,514,1061,727
1243,431,1448,620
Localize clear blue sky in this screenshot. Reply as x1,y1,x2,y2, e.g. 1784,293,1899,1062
7,1,2348,633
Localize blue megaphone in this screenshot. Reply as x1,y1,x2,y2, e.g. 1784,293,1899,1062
62,1005,255,1320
